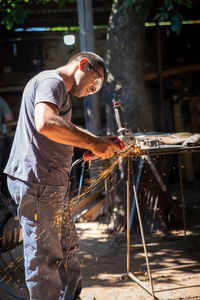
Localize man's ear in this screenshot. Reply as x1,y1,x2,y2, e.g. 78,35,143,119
79,58,88,71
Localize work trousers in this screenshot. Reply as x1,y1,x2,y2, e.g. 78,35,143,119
7,176,82,300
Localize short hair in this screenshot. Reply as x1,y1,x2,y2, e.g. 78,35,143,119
67,52,107,82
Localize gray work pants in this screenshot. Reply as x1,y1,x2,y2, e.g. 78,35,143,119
7,176,82,300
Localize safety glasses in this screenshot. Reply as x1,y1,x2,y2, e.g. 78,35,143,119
88,62,103,94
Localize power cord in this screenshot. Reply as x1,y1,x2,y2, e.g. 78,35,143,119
0,277,28,300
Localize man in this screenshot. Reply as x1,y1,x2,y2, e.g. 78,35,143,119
4,52,120,300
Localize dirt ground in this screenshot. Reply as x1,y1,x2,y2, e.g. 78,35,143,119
77,221,200,300
1,220,200,300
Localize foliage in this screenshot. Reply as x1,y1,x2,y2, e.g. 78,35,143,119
0,0,193,32
118,0,193,34
0,0,75,30
154,0,192,33
0,0,29,30
118,0,147,15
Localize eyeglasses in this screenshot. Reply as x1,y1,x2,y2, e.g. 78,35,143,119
88,62,103,94
88,62,102,79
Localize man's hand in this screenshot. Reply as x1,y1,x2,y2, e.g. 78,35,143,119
89,136,121,160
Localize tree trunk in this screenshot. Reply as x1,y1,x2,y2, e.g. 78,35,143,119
104,0,154,135
103,0,154,232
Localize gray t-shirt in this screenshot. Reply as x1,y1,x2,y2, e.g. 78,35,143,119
4,70,74,186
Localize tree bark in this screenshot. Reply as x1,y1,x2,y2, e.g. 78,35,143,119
104,0,154,135
103,0,154,232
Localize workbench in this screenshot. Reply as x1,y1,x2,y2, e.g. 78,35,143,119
125,143,200,300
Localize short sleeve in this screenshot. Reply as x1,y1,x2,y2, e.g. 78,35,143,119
34,77,66,110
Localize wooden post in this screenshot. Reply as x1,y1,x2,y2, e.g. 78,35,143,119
76,0,101,135
156,23,165,132
173,99,195,183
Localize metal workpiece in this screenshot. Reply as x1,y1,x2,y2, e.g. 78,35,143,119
139,144,200,156
118,129,136,148
121,140,200,157
144,139,160,148
128,158,156,299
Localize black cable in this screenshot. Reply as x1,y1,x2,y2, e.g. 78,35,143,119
0,277,28,300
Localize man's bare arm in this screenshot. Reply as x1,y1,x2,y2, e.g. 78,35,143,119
34,102,120,159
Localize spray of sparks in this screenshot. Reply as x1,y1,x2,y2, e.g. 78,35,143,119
70,146,141,208
0,147,140,293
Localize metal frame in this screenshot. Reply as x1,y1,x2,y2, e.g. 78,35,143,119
126,145,200,300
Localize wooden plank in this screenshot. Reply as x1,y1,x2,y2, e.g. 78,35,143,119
80,198,105,221
144,63,200,81
71,191,101,215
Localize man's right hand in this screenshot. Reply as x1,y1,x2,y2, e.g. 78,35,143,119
89,136,121,160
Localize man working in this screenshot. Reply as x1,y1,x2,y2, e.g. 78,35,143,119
4,52,120,300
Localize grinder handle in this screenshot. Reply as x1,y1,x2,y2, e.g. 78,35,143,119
113,101,126,131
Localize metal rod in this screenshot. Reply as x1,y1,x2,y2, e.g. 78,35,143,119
127,156,131,273
128,272,158,299
133,262,200,275
151,195,159,234
130,157,144,230
155,284,200,293
133,145,200,157
73,160,86,222
104,178,108,204
131,162,155,300
178,155,187,251
78,160,86,196
105,177,113,225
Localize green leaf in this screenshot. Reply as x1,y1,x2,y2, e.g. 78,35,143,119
158,6,166,12
153,12,162,22
1,15,13,30
164,0,174,11
57,0,67,8
170,13,183,33
183,0,192,9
